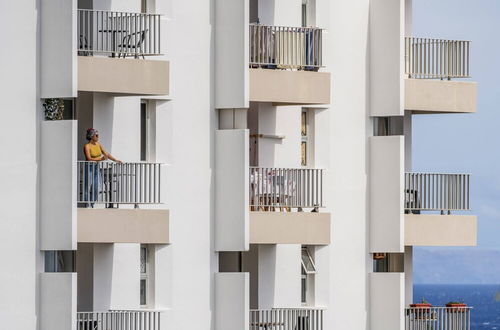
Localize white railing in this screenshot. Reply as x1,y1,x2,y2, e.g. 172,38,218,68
250,308,324,330
405,173,470,213
77,161,163,206
250,167,324,211
405,37,471,79
250,24,323,70
77,310,162,330
77,9,162,57
405,306,472,330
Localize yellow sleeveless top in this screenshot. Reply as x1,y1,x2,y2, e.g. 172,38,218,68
87,143,103,158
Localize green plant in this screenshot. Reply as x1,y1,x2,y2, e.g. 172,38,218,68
43,98,64,120
446,300,465,305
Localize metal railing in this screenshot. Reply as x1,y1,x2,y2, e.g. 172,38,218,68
77,161,163,206
405,306,472,330
250,308,324,330
77,9,162,57
405,37,471,79
250,24,323,70
405,173,470,213
250,167,324,211
77,310,162,330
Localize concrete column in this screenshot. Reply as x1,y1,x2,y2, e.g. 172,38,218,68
93,243,140,310
404,246,413,305
258,244,301,308
153,244,172,309
314,245,330,307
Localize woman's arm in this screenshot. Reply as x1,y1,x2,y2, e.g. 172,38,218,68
84,144,104,161
100,144,122,163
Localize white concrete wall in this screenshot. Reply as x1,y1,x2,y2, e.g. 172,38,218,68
369,272,405,330
41,120,77,250
314,245,330,308
41,0,77,98
111,97,142,161
256,105,302,168
153,244,173,309
370,136,404,253
258,244,301,308
258,0,301,26
93,243,140,310
40,273,77,330
162,0,216,327
369,0,405,116
215,273,249,330
329,0,370,329
0,1,39,328
215,129,249,251
215,0,249,109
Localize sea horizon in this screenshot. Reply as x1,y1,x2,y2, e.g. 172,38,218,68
414,284,500,330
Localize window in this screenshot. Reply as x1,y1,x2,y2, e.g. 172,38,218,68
301,110,309,166
141,101,148,161
373,253,404,272
140,245,149,306
301,1,308,27
373,117,404,136
301,247,316,305
141,0,147,13
45,251,76,272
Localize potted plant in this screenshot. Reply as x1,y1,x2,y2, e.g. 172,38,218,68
42,98,64,120
408,299,435,319
410,298,432,309
446,301,467,313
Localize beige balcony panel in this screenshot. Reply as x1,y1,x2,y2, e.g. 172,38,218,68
405,214,477,246
249,69,330,105
405,79,476,114
78,56,169,95
78,209,169,244
250,211,330,245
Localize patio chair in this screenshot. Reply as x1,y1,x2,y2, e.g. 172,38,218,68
118,30,147,59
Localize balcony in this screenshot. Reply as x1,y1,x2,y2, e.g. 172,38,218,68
215,130,331,250
77,10,169,95
249,167,330,245
248,25,330,105
404,172,476,246
404,37,476,114
41,3,169,97
76,161,169,244
250,308,324,330
405,306,472,330
77,310,163,330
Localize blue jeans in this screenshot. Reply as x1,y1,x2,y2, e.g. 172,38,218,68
83,163,100,206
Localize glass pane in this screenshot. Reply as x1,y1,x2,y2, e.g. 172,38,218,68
140,103,147,161
140,279,147,305
140,246,147,274
301,277,307,303
301,111,307,136
301,248,316,273
301,142,307,166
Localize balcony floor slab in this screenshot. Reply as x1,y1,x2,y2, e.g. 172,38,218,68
404,214,477,246
250,211,330,245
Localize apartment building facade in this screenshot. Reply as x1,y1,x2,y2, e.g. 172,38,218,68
0,0,477,330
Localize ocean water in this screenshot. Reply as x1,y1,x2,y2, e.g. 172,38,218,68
414,284,500,330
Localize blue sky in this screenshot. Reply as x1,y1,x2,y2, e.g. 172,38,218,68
412,0,500,282
413,0,500,249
